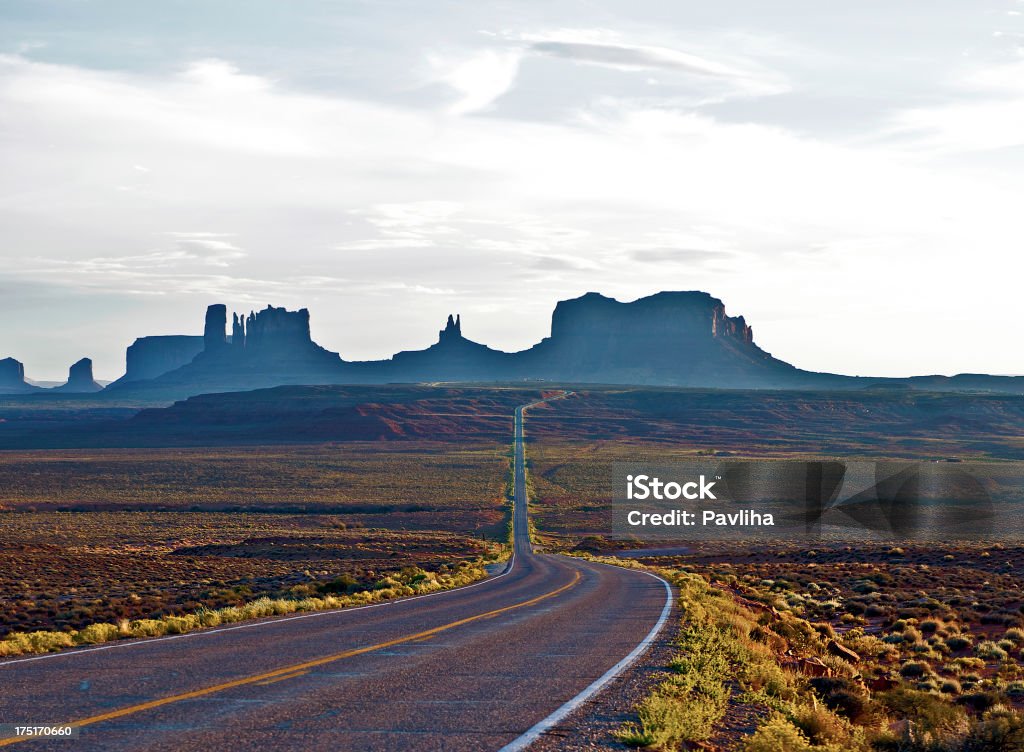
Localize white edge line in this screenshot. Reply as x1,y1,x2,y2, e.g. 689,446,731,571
497,564,674,752
0,552,517,668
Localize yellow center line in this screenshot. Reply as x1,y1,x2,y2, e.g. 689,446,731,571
0,571,581,747
255,669,309,686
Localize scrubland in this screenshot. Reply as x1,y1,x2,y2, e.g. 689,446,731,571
0,441,510,653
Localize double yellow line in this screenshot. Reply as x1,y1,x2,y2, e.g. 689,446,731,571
0,571,581,746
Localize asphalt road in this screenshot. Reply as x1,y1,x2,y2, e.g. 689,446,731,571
0,396,673,751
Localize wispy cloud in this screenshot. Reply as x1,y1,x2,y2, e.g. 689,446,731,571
531,39,740,77
517,29,790,99
881,60,1024,153
429,49,521,114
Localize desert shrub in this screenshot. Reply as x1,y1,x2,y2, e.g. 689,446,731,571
947,635,974,652
941,679,962,695
195,607,221,627
750,624,789,653
820,653,860,679
743,659,796,700
773,614,823,651
810,678,874,724
844,633,898,662
900,660,931,678
1004,628,1024,644
958,691,1004,713
0,635,73,655
616,684,726,748
790,703,862,747
164,615,198,635
742,716,814,752
126,619,167,638
978,641,1009,661
963,706,1024,752
902,626,923,644
0,634,32,656
74,622,120,645
879,688,969,741
20,631,74,652
317,574,359,594
952,657,986,671
812,622,837,640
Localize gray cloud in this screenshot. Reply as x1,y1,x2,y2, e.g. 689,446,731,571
530,41,732,78
628,248,729,264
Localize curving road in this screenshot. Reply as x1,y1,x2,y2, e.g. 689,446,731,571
0,397,672,751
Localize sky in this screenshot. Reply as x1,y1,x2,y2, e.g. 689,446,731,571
1,1,1023,381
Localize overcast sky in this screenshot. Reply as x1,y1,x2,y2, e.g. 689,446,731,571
2,1,1023,380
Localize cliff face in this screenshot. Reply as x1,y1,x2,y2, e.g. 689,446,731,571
54,358,103,393
547,291,754,349
242,306,314,353
119,336,204,383
203,304,228,352
0,357,38,393
514,291,800,387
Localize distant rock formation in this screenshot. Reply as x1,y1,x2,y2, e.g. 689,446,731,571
100,292,1024,399
0,357,39,394
54,358,104,393
439,314,461,343
107,304,344,395
231,313,245,349
242,306,315,353
113,336,205,384
513,291,799,387
204,304,228,351
370,313,511,382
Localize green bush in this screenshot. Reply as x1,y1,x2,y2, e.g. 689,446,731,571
26,631,74,652
946,635,974,652
879,688,969,741
617,686,726,748
742,716,814,752
74,622,120,645
964,706,1024,751
900,660,931,678
790,704,858,747
126,619,167,638
977,641,1009,661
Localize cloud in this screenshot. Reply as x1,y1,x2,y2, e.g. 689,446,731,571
430,49,521,114
882,60,1024,153
628,248,728,264
517,29,790,99
2,51,1024,378
165,233,246,266
531,40,739,78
